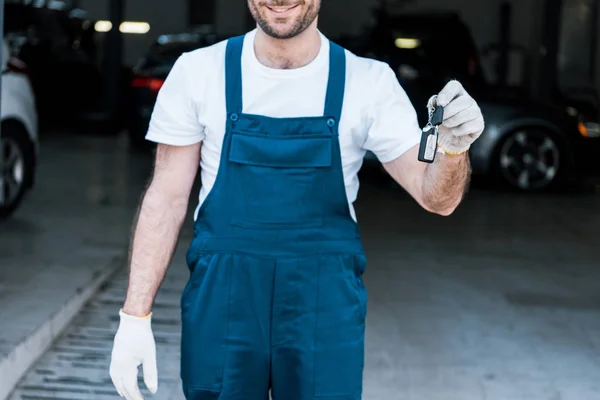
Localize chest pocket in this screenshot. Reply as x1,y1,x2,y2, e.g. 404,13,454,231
228,130,333,229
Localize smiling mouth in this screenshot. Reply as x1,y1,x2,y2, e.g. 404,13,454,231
266,4,299,14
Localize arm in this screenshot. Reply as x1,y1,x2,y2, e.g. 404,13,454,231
120,52,204,317
110,52,204,400
383,145,471,216
122,142,201,317
377,79,483,216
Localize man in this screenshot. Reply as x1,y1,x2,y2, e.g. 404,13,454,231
109,1,485,399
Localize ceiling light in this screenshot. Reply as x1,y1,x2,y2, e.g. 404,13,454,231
120,22,150,34
395,38,421,49
94,21,151,34
94,20,112,33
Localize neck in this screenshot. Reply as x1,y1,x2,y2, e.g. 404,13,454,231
254,23,321,69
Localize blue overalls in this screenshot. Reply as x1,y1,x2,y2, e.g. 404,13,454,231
180,34,368,400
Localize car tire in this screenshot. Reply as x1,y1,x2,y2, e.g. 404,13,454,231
491,127,572,192
0,121,35,219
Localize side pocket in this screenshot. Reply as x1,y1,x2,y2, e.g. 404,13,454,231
180,253,231,392
181,252,216,313
313,255,366,398
352,255,368,324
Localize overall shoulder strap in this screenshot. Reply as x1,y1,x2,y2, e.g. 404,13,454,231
323,41,347,122
225,35,245,115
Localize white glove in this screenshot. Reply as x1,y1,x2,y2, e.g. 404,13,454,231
109,309,158,399
429,80,485,155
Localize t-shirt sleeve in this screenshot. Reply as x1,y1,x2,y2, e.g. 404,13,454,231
362,64,422,163
145,52,205,146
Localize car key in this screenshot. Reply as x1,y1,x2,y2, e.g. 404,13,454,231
418,125,438,163
418,98,444,163
430,105,444,126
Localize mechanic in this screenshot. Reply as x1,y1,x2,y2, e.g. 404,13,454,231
109,1,485,399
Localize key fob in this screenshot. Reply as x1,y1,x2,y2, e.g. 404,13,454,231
430,105,444,126
418,125,438,163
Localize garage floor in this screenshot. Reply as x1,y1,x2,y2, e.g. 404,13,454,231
5,133,600,400
357,183,600,400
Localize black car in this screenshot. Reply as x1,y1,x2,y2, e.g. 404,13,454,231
343,11,600,191
126,32,221,146
128,17,600,192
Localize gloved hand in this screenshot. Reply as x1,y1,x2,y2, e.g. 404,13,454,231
109,309,158,399
429,80,485,155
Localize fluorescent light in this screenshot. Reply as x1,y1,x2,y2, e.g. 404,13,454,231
94,20,113,32
94,21,151,34
395,38,421,49
120,22,150,34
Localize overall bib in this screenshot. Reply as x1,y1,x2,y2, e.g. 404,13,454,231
181,35,368,400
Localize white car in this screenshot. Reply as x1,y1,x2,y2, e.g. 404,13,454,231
1,40,38,219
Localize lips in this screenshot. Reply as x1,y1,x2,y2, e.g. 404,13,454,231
266,4,299,14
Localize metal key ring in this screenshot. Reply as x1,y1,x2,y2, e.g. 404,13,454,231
427,95,438,124
427,95,438,111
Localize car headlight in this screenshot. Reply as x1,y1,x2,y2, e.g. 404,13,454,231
578,121,600,138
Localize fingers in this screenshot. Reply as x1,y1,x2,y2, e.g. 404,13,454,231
435,80,484,137
444,103,482,129
110,310,156,400
110,358,125,398
441,94,476,122
110,372,124,398
436,80,466,107
449,117,485,137
143,349,158,394
122,370,145,400
110,361,144,400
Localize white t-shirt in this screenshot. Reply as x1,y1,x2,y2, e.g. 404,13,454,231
146,29,422,221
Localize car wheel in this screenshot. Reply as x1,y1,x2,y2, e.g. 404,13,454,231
0,121,35,219
494,128,567,192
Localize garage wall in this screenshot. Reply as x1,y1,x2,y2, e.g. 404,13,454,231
215,0,249,35
597,5,600,96
215,0,545,87
79,0,189,66
558,0,598,92
75,0,540,75
74,0,598,101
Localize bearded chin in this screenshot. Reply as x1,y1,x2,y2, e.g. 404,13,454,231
250,2,318,39
259,19,306,39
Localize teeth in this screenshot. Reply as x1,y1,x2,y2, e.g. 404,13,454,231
268,5,296,12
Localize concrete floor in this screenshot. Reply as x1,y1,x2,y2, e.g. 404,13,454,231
0,132,151,398
356,184,600,400
4,132,600,399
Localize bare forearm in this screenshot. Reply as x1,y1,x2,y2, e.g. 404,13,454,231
122,185,188,316
421,152,471,215
383,81,483,216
